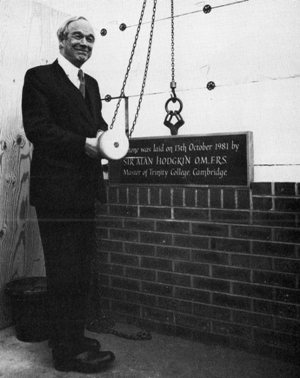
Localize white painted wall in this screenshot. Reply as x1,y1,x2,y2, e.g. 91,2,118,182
2,0,300,181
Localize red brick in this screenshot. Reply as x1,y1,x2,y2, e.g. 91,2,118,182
272,302,298,319
109,204,138,217
128,187,138,204
275,288,300,304
223,189,236,209
197,188,209,207
110,229,139,242
254,299,297,319
231,225,272,241
161,188,171,206
252,241,296,258
140,231,172,246
273,258,300,273
124,219,155,231
175,262,209,276
140,206,171,219
275,183,296,196
157,297,193,313
274,228,300,244
193,277,230,293
111,277,140,291
253,197,273,211
232,310,273,328
157,246,190,261
211,209,250,224
173,188,184,206
210,188,222,208
175,287,210,303
185,188,196,207
251,182,272,195
211,238,250,253
174,235,209,250
192,250,229,265
141,257,172,271
142,282,173,297
149,187,160,205
230,254,250,268
275,198,300,212
237,189,250,209
253,211,296,228
250,255,273,270
143,307,173,323
174,208,209,221
124,242,155,256
212,293,251,310
194,303,231,321
157,271,191,287
232,282,273,299
119,187,128,203
192,223,229,237
212,266,250,282
138,187,149,205
156,220,190,234
253,271,296,288
125,267,156,281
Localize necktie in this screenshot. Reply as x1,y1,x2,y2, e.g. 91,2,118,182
78,69,85,98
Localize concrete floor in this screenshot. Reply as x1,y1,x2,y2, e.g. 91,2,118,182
0,325,299,378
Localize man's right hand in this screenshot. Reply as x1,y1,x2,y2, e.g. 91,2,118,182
85,137,99,159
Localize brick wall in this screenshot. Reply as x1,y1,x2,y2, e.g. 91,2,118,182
95,182,300,362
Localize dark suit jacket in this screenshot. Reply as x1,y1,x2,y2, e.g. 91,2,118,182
22,59,108,211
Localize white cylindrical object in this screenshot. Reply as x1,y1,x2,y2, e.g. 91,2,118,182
97,129,129,160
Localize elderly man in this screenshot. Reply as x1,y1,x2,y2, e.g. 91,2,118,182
22,16,115,373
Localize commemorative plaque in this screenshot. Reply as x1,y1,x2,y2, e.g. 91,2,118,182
109,132,253,186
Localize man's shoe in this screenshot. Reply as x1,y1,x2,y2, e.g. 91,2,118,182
48,336,101,351
53,348,115,373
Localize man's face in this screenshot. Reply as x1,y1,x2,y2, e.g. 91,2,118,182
60,19,95,67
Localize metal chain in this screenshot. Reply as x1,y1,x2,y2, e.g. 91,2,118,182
171,0,175,86
129,0,158,137
109,0,158,137
109,0,147,130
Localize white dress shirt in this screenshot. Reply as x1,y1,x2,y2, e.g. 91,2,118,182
57,54,82,89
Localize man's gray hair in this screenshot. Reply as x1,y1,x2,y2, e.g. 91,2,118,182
57,16,88,42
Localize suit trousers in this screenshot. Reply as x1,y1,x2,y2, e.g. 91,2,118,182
35,206,96,345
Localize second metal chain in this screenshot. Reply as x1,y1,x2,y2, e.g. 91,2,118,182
129,0,158,137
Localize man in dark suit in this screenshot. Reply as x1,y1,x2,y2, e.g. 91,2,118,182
22,16,115,373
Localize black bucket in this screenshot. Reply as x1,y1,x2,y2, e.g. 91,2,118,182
5,277,49,342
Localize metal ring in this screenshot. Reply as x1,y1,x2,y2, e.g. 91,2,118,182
165,97,183,114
